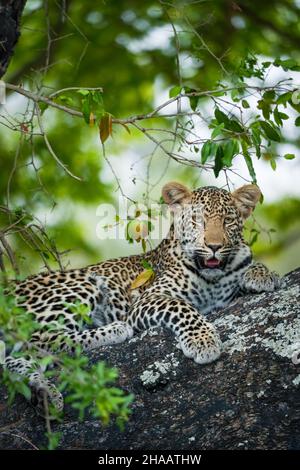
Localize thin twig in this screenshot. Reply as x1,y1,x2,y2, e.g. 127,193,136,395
35,104,82,181
5,83,83,117
49,86,103,98
0,233,20,275
0,432,39,450
6,135,24,209
101,144,135,203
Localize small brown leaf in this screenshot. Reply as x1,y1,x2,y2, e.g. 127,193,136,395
20,123,29,133
89,112,95,127
118,121,131,134
99,113,112,143
130,269,154,290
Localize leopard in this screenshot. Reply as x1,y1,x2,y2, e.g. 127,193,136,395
2,182,280,416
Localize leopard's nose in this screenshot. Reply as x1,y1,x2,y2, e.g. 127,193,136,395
206,243,222,254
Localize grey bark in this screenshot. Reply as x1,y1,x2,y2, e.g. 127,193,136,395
0,0,27,79
0,268,299,450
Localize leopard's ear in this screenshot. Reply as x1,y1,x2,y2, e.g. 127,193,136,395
162,182,192,208
232,184,261,219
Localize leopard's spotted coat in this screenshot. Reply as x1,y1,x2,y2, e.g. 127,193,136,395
3,183,280,414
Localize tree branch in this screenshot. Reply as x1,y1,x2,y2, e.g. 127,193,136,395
0,0,27,79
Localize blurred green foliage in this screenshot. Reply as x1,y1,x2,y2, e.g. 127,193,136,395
250,198,300,261
1,0,300,274
0,286,133,449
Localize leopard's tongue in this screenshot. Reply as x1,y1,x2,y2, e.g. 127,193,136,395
205,258,221,268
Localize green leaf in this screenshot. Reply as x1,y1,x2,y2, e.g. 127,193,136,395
211,122,224,139
201,141,212,164
251,127,261,145
283,153,295,160
270,158,277,171
263,90,275,101
231,88,239,102
184,86,198,110
141,259,152,270
56,95,74,106
81,98,91,124
214,108,244,133
40,356,54,368
241,140,256,182
41,251,50,259
254,144,261,159
211,90,226,97
215,108,228,125
249,232,258,246
46,432,62,451
39,102,49,114
289,100,300,113
226,119,244,133
274,107,282,127
18,382,32,401
222,139,239,167
279,112,289,120
244,154,256,182
295,116,300,127
259,121,281,142
242,99,250,109
213,145,224,177
257,99,271,120
259,192,264,204
189,95,198,111
92,91,104,106
169,85,182,98
276,92,292,105
76,89,90,96
274,58,300,71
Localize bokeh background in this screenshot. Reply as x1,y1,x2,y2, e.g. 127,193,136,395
1,0,300,276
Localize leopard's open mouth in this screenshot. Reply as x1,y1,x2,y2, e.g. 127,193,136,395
204,257,221,268
194,254,225,270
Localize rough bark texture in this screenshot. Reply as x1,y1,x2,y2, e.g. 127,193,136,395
0,0,27,79
0,268,299,450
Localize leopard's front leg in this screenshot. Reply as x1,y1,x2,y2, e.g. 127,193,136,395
128,293,221,364
240,262,281,293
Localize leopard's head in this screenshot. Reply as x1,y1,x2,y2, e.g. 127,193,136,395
162,182,261,271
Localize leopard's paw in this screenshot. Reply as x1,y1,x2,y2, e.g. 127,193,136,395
242,265,281,293
107,321,134,344
30,377,63,419
179,324,222,365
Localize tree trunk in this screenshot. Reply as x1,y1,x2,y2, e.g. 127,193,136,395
0,267,299,449
0,0,27,79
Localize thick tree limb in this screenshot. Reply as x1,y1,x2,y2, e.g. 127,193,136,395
0,267,299,449
0,0,27,79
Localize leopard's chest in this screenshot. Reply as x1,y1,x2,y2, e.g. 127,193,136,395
183,270,241,314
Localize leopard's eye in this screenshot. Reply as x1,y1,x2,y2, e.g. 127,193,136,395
224,215,235,225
